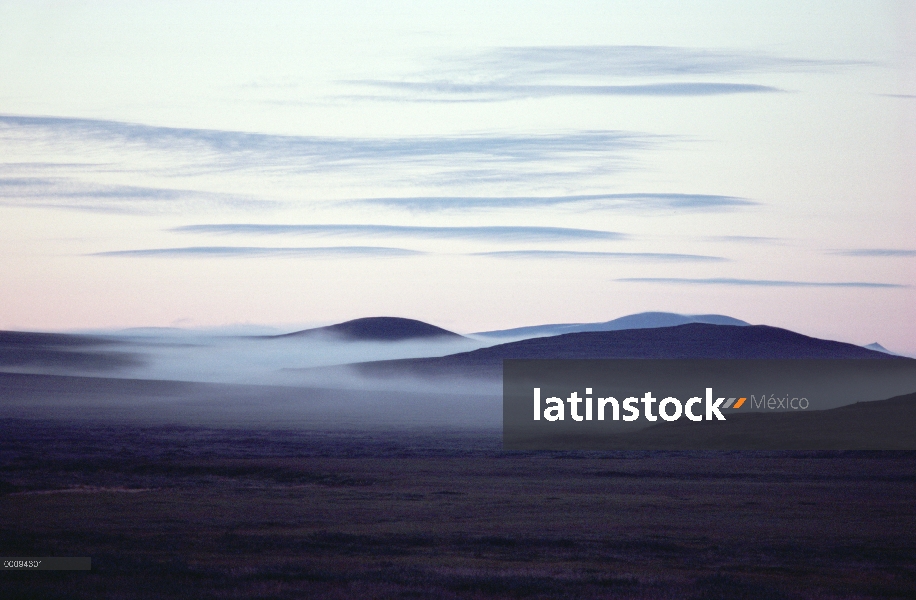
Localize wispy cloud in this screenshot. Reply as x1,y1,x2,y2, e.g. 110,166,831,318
833,249,916,257
617,277,906,288
91,246,423,258
477,250,725,262
349,192,756,212
0,162,102,173
351,80,781,102
1,115,660,194
707,235,784,244
0,177,268,214
172,224,626,242
464,46,869,78
1,115,654,171
346,45,866,102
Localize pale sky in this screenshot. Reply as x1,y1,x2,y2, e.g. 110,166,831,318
1,1,914,352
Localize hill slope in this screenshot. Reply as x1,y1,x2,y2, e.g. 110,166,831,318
275,317,463,342
0,330,140,372
350,323,895,378
473,312,749,340
585,391,916,450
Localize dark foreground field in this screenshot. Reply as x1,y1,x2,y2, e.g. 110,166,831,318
2,419,915,599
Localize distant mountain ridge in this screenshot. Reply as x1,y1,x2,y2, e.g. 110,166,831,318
273,317,463,342
864,342,896,355
347,323,900,379
536,391,916,450
473,312,749,339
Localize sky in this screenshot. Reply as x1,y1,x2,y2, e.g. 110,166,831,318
0,1,914,352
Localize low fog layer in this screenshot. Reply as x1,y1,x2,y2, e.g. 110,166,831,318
0,372,502,429
3,318,912,432
8,327,490,387
0,325,504,430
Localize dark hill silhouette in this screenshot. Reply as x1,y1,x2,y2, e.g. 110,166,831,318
577,390,916,450
348,323,896,379
474,311,749,339
0,330,113,347
0,330,140,372
275,317,463,342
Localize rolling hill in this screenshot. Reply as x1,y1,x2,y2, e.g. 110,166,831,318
346,323,897,379
273,317,464,342
547,390,916,450
0,330,141,372
473,311,749,340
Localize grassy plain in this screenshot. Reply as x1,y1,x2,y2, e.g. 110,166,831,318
2,419,915,598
